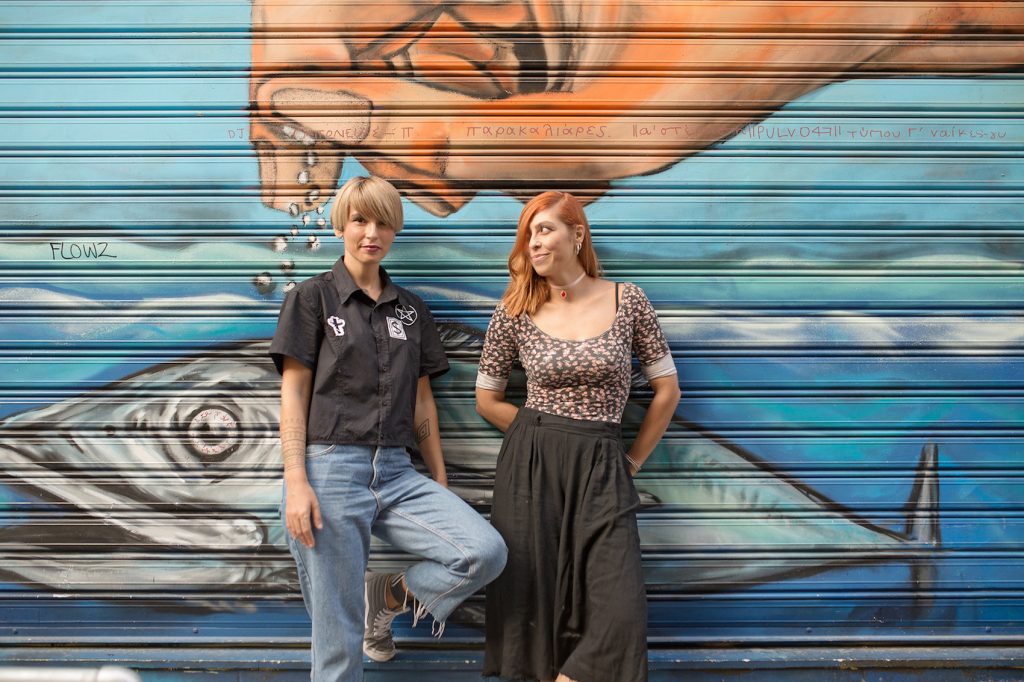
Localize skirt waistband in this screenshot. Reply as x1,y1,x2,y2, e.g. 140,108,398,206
515,406,621,439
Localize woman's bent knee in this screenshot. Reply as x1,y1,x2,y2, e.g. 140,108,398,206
473,530,507,584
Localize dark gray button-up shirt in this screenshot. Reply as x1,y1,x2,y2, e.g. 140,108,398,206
269,257,449,450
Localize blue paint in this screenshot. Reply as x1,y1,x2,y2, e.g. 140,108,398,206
0,0,1022,676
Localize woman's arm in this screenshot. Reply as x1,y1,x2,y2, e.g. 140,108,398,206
476,386,519,433
281,356,322,548
414,375,448,487
626,375,681,476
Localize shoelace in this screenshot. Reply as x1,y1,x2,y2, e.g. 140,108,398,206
370,576,409,638
370,607,401,638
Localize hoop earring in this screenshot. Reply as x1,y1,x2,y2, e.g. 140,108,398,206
575,242,582,255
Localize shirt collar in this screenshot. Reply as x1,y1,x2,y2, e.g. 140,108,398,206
331,256,399,305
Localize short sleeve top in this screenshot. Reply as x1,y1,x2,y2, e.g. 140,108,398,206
476,282,676,423
269,256,449,450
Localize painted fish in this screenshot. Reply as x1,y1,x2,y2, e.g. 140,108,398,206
0,325,939,597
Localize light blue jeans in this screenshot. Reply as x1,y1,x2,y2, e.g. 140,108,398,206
283,444,507,682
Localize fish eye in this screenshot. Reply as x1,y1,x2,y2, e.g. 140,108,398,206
184,406,240,465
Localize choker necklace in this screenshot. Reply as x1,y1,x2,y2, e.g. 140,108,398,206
550,271,587,300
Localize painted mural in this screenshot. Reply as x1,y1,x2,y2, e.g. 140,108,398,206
1,0,1023,655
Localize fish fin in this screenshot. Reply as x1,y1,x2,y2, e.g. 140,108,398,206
903,442,941,595
903,442,941,547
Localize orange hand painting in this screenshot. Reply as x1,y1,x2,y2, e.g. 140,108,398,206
249,1,1024,217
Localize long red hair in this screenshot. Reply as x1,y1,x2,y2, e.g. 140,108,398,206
501,192,602,317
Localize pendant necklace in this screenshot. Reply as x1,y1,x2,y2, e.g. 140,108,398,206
550,271,587,300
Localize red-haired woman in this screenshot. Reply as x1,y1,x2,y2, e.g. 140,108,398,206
476,192,681,682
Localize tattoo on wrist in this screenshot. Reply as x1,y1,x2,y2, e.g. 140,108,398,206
280,420,307,470
415,419,431,443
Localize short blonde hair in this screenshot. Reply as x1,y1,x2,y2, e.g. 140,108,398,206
330,176,404,234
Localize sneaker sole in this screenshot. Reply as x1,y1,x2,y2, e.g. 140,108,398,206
362,645,396,663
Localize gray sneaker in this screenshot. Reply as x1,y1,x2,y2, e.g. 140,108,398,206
363,571,408,662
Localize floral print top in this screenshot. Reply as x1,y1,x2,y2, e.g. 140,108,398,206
476,282,677,423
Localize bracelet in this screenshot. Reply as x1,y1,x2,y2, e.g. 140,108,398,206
626,455,643,472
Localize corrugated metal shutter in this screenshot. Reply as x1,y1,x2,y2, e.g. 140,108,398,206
1,0,1023,672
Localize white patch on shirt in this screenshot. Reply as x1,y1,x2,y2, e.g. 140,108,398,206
327,316,346,337
386,317,407,340
394,303,418,326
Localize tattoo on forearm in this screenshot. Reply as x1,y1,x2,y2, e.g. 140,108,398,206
280,416,307,472
415,419,431,444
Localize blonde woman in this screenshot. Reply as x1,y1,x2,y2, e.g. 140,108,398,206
271,175,506,681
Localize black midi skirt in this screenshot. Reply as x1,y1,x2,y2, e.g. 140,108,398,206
484,407,648,682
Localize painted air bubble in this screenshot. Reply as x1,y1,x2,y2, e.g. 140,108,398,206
288,203,300,218
253,272,276,295
307,235,320,251
271,236,288,253
297,169,310,185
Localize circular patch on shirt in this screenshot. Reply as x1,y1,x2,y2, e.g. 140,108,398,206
395,304,418,325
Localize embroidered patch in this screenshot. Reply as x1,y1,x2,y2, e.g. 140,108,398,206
327,316,346,337
394,303,418,326
386,317,407,340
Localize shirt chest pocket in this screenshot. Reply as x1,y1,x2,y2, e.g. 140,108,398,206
321,313,379,395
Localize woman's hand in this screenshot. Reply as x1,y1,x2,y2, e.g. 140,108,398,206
249,1,1021,217
280,356,318,547
285,479,323,548
626,374,681,474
